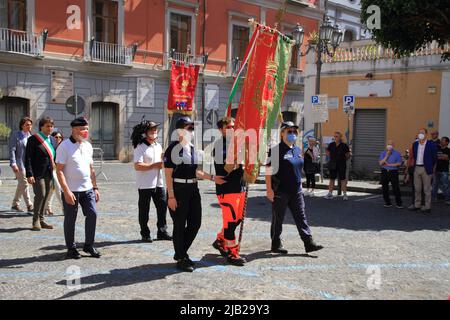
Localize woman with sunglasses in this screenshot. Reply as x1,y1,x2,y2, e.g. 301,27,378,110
164,116,226,272
265,122,323,255
45,131,64,215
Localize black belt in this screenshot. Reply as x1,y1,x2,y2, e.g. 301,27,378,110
416,165,424,167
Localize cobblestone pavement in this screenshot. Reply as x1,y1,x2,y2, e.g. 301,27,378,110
0,163,449,300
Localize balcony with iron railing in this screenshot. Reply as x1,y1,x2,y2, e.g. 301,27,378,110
287,68,305,85
165,49,208,71
229,57,247,78
322,40,450,63
84,38,138,66
0,28,47,57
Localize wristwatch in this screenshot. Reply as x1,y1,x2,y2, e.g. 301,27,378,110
211,175,215,182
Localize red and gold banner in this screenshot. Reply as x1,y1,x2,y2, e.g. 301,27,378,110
167,61,200,115
231,25,279,183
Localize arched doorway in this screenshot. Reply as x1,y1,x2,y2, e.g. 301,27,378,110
90,102,118,160
0,97,29,160
343,30,355,42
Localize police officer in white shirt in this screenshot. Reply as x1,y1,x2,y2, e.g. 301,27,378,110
56,117,101,259
132,120,172,242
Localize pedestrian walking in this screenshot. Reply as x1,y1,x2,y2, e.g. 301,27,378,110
163,116,225,272
45,131,64,216
24,116,57,230
212,116,247,266
56,117,101,259
265,122,323,255
9,117,34,214
132,120,172,242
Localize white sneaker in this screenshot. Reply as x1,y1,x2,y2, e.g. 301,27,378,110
303,190,310,197
324,193,333,200
310,191,315,197
343,194,349,201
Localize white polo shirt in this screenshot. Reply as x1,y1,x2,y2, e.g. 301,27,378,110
55,137,94,192
134,141,164,189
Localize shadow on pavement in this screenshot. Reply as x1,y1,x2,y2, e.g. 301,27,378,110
0,227,31,233
243,250,318,262
39,240,144,252
0,252,66,269
55,254,223,300
244,194,450,232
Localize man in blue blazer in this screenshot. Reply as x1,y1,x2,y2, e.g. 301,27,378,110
410,128,438,213
9,117,34,213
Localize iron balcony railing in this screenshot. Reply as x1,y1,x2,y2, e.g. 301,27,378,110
85,39,137,66
287,68,305,85
229,58,246,77
0,28,46,57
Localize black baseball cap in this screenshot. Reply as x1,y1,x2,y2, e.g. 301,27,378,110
281,121,299,130
176,116,194,129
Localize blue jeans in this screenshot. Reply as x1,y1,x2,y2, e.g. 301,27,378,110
432,172,450,200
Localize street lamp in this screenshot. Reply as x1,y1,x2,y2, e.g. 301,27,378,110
293,16,343,182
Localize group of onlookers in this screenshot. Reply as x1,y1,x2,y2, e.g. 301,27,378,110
381,129,450,212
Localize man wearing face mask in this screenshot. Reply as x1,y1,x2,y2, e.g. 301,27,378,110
163,116,226,272
132,121,172,242
379,140,403,208
56,117,101,259
409,128,438,213
266,122,323,255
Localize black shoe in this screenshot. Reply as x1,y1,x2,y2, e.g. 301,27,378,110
212,240,228,257
83,246,101,258
141,236,153,243
271,245,288,254
176,258,194,272
304,238,324,253
227,256,246,266
66,248,81,260
157,232,173,241
186,257,196,267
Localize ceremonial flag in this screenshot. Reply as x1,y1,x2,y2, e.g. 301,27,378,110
225,23,294,183
167,61,200,115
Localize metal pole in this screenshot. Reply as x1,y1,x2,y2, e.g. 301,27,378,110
75,93,78,119
316,42,324,183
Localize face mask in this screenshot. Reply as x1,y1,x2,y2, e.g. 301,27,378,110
287,133,297,143
149,133,158,140
418,133,425,140
79,130,89,142
387,145,393,151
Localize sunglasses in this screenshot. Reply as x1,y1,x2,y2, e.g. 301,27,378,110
287,130,298,134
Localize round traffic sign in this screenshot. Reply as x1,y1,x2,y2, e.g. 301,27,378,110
65,95,85,115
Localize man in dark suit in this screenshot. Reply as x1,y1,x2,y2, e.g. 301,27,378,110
25,116,57,231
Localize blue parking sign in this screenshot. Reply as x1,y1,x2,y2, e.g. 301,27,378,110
344,95,355,105
312,96,319,104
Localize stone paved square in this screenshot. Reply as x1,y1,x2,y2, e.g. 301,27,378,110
0,163,449,300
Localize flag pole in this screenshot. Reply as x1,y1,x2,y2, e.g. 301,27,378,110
237,182,250,255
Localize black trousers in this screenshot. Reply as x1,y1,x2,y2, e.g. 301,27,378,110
306,173,316,189
62,189,97,249
271,191,312,247
169,183,202,261
381,169,402,206
138,187,168,238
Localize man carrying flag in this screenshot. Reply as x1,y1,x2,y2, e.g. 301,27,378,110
25,116,57,231
212,117,247,266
